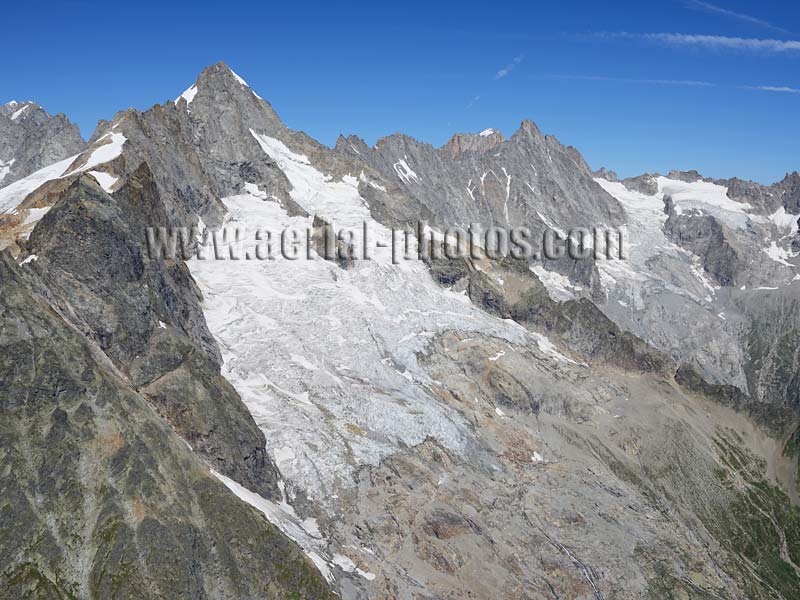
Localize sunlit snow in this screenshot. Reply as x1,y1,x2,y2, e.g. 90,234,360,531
188,132,569,505
656,176,753,229
88,170,119,193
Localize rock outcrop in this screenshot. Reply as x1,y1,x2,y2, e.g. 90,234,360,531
0,101,85,186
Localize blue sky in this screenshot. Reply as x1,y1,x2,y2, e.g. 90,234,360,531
4,0,798,183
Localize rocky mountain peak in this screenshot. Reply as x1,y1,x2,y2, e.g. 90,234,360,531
0,100,85,187
777,170,800,213
593,166,618,181
667,169,705,183
335,133,371,156
174,61,282,130
1,100,35,120
195,61,252,90
513,118,545,140
440,128,504,159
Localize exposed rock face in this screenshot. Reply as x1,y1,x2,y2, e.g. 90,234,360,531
592,166,618,181
439,128,504,159
779,172,800,214
0,251,334,599
664,205,744,287
620,172,658,195
0,101,85,186
24,167,281,500
336,119,625,234
667,169,704,183
716,170,800,214
311,214,355,269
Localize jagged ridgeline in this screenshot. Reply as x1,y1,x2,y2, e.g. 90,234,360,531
1,62,799,598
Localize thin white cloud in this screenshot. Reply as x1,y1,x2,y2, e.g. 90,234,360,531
550,74,715,87
466,95,481,109
748,85,800,93
596,32,800,53
495,55,524,79
551,74,800,96
684,0,786,33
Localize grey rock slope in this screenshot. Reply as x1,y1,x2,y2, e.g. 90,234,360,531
337,119,625,233
2,62,800,598
0,101,85,186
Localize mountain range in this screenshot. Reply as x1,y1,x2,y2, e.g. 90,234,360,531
1,62,799,599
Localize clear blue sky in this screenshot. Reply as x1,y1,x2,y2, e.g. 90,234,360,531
3,0,798,183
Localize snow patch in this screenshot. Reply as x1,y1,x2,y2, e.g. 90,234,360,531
10,104,29,120
88,170,119,193
530,265,581,302
488,350,506,362
531,332,579,365
178,84,198,105
358,171,387,192
210,469,335,583
479,128,495,137
332,553,376,581
68,132,126,174
22,207,50,227
769,206,800,236
763,241,794,267
0,158,14,184
393,159,420,184
0,155,77,214
657,177,753,229
536,211,566,237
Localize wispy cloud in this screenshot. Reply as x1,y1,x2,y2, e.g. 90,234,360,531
683,0,786,33
495,55,524,79
465,95,481,109
550,74,800,96
747,85,800,94
550,74,715,87
595,32,800,53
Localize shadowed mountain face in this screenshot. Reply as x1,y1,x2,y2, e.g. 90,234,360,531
2,62,800,598
0,250,335,599
0,101,85,186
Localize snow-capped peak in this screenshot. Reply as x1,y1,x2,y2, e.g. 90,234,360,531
479,128,496,137
176,63,264,107
230,68,249,87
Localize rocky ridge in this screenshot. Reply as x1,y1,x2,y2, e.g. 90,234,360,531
0,101,85,187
